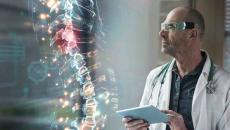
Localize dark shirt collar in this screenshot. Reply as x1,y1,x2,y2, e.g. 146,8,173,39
172,52,206,77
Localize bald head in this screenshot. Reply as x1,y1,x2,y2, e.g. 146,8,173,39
168,7,205,38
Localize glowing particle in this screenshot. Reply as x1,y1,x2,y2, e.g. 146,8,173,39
64,84,67,88
55,20,59,24
39,13,49,20
67,79,72,84
58,117,64,123
74,103,80,110
48,28,52,34
52,58,57,62
47,0,56,7
47,0,60,13
64,100,69,106
70,92,74,98
64,127,70,130
47,73,51,77
105,99,110,104
64,91,68,96
98,94,104,99
59,98,63,103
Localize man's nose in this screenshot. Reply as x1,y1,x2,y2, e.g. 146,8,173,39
159,29,167,38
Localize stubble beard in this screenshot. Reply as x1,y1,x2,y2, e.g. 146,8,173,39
161,41,176,56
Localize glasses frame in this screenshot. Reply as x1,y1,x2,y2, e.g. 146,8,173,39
161,21,198,31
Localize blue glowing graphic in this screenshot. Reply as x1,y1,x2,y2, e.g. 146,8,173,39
27,61,48,84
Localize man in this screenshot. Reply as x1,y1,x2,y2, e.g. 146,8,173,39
122,7,230,130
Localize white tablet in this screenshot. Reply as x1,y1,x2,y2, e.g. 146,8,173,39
116,105,168,124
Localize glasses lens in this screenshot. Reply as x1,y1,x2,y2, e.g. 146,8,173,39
161,22,195,31
161,22,178,31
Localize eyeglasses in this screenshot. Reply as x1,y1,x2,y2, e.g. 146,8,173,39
161,22,198,31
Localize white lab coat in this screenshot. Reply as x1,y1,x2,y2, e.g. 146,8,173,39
140,52,230,130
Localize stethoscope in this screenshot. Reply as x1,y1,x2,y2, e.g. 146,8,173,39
148,60,216,104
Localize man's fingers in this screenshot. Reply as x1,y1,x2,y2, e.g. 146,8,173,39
136,122,149,129
161,110,183,119
162,110,179,115
167,114,177,122
125,119,144,128
122,118,149,130
127,122,149,130
122,117,132,123
161,110,187,130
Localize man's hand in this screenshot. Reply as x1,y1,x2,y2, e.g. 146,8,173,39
161,110,188,130
122,117,149,130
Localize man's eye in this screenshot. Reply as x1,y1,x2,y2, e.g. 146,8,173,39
167,24,176,30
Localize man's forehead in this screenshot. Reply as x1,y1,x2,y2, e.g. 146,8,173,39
165,8,188,22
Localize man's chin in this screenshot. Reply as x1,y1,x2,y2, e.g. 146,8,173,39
161,47,168,54
161,48,172,56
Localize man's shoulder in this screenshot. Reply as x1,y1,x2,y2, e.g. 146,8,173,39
214,66,230,81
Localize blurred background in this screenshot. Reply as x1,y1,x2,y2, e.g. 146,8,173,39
0,0,229,130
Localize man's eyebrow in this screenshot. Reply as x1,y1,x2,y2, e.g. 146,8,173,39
163,20,179,23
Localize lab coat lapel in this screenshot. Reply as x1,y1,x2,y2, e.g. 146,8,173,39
158,60,175,110
192,52,211,127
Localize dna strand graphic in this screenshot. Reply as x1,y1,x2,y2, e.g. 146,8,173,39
29,0,118,129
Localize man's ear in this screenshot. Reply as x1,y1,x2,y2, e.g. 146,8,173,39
188,29,198,39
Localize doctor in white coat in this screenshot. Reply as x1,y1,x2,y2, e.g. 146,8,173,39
122,7,230,130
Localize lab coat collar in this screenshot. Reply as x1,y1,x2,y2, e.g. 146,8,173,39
192,50,212,105
158,59,175,110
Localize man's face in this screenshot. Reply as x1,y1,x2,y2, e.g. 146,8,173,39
159,10,188,56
